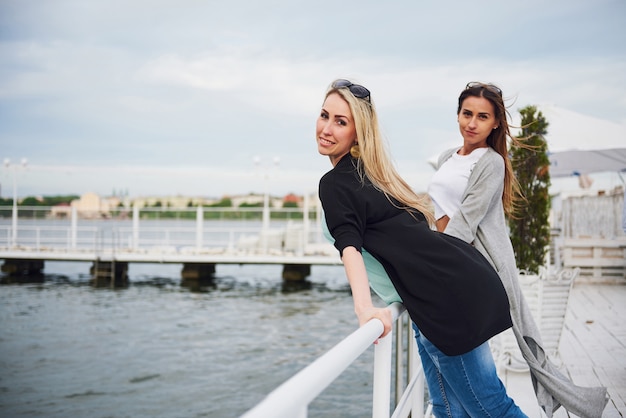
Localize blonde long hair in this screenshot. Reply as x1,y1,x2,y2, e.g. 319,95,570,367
326,81,435,225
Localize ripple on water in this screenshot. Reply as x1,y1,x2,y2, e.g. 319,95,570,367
0,261,376,418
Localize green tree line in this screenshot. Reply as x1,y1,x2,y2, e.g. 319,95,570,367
0,195,80,206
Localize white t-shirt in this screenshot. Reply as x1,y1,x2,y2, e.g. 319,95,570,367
428,147,488,220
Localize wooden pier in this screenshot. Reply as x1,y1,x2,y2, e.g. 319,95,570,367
0,247,342,284
0,204,342,284
504,283,626,417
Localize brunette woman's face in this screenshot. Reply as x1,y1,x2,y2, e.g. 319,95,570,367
457,96,498,154
316,92,357,166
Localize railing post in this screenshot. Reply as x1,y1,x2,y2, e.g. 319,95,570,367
372,329,393,418
196,205,203,250
409,323,425,415
228,230,235,252
132,205,139,250
316,197,323,243
71,206,77,249
303,193,310,253
260,194,270,254
11,201,17,247
395,317,404,406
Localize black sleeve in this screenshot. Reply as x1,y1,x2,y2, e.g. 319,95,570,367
319,170,366,257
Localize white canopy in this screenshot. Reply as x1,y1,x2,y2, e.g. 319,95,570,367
548,148,626,177
538,104,626,178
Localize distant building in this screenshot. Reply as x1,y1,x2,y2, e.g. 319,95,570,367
131,195,217,209
57,192,316,217
50,202,72,218
283,193,302,206
230,193,284,208
70,192,121,218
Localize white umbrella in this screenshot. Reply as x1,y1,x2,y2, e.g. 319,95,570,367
548,148,626,177
538,104,626,178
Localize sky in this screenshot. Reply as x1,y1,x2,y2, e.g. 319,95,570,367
1,0,625,200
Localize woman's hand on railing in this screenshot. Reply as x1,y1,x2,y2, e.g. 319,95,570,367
356,306,393,339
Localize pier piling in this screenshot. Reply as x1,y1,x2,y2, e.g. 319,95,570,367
90,260,129,287
1,258,44,277
282,264,311,281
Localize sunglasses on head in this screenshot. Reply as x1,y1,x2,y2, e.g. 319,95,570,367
332,79,371,102
465,82,503,97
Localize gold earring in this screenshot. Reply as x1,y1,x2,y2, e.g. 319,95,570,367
350,144,361,158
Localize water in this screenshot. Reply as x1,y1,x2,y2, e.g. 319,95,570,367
0,261,379,417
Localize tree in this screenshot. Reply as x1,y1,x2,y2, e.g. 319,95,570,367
209,197,233,207
508,105,551,274
21,197,43,206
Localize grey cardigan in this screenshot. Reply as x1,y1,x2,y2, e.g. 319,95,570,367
437,147,608,418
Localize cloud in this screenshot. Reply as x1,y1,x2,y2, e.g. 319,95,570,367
0,0,625,199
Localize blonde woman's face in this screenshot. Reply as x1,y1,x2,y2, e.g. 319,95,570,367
316,92,357,166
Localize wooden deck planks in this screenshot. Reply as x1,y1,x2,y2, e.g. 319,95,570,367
557,288,626,418
504,283,626,418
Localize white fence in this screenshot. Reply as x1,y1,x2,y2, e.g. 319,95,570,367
558,190,624,239
553,190,626,281
241,303,428,418
0,205,334,257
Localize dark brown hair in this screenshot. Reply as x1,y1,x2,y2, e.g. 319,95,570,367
457,83,523,217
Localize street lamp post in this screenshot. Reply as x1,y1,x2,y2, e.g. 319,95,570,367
3,158,28,247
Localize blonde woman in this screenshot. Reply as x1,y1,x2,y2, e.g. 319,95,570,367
317,79,526,417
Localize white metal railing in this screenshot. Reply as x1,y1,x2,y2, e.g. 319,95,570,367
241,303,427,418
0,205,329,257
0,225,101,250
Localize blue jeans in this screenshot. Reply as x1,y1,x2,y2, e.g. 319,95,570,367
412,323,527,418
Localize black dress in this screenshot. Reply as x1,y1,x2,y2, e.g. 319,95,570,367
319,155,512,356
